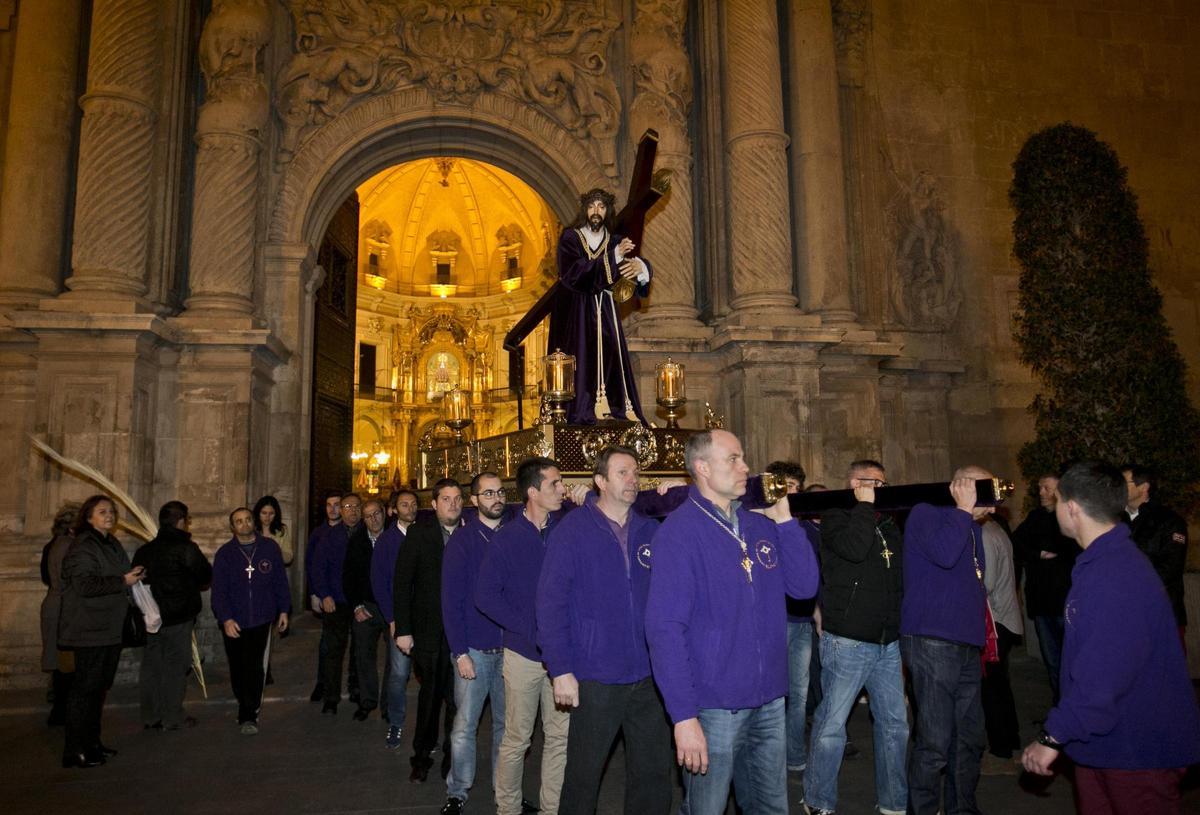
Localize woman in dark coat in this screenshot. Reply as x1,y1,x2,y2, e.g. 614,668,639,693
40,502,80,726
57,494,144,768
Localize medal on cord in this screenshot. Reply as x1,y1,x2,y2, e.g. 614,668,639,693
691,499,754,583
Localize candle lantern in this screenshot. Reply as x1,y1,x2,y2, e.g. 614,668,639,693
443,385,473,442
542,348,575,424
655,357,687,428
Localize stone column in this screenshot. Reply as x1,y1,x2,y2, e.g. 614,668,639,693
63,0,161,303
722,0,797,321
625,0,703,337
788,0,855,321
183,0,272,317
0,0,82,307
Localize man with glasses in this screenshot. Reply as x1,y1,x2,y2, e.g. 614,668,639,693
345,498,389,721
439,472,508,814
312,492,363,715
804,460,907,815
395,478,465,783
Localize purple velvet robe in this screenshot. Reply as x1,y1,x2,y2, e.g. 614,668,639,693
548,226,651,425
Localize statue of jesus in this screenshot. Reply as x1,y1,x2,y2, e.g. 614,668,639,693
548,188,653,425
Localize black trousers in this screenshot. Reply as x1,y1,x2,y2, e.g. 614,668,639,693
559,677,673,815
411,641,455,764
140,620,194,727
222,622,270,724
981,623,1021,757
64,644,122,757
320,606,352,706
351,602,385,711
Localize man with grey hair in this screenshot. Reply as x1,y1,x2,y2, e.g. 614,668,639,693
345,498,389,721
645,429,819,814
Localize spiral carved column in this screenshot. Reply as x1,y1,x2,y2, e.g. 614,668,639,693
627,0,701,330
722,0,797,318
183,0,272,316
64,0,161,301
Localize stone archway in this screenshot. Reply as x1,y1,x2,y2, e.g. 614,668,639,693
262,92,611,531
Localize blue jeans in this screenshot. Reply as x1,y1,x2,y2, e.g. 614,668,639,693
385,640,412,727
901,634,985,815
446,649,505,802
805,634,908,813
1033,615,1064,704
786,621,814,768
682,697,787,815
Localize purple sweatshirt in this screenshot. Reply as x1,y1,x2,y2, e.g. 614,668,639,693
900,504,986,647
644,487,819,724
442,517,504,656
537,495,657,684
312,522,352,605
211,535,292,629
304,521,339,597
369,524,406,623
476,511,556,662
1046,525,1200,769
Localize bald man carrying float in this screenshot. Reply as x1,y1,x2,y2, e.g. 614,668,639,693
644,429,819,815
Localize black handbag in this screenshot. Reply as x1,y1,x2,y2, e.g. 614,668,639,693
122,601,146,648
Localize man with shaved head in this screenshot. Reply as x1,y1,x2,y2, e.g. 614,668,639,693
901,465,995,815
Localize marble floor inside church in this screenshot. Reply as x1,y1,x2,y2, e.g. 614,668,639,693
4,615,1194,814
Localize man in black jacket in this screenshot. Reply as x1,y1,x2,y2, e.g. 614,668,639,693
803,460,908,815
1123,465,1189,636
132,501,212,730
395,478,464,783
1011,474,1077,704
344,498,387,721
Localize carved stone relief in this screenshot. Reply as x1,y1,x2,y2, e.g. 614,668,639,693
884,170,962,331
277,0,622,176
832,0,870,88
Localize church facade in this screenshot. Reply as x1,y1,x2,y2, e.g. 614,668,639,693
0,0,1196,685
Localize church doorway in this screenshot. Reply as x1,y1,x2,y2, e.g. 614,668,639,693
308,157,562,525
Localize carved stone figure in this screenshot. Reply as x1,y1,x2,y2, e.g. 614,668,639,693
886,170,963,330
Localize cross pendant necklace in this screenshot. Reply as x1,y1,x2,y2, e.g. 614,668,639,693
240,546,258,580
876,527,893,569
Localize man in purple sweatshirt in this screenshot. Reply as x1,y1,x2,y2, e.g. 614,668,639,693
476,457,572,815
370,493,411,749
537,446,671,815
211,507,291,734
440,472,508,815
312,492,362,714
644,429,819,815
901,467,992,815
1021,461,1200,814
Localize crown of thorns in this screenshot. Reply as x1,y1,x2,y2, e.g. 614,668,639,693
579,188,616,209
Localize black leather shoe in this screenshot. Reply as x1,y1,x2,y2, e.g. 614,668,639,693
96,743,117,758
62,751,104,769
521,799,540,813
352,707,370,721
409,763,430,783
322,702,338,715
143,721,163,731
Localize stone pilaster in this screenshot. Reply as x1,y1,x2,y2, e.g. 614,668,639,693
721,0,799,323
62,0,162,305
0,0,82,308
183,0,272,317
624,0,705,338
787,1,855,321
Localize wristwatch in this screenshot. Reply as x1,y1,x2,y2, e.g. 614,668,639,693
1037,729,1063,750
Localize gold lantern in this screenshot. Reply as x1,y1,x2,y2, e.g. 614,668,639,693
443,385,473,442
542,348,576,425
655,357,686,429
